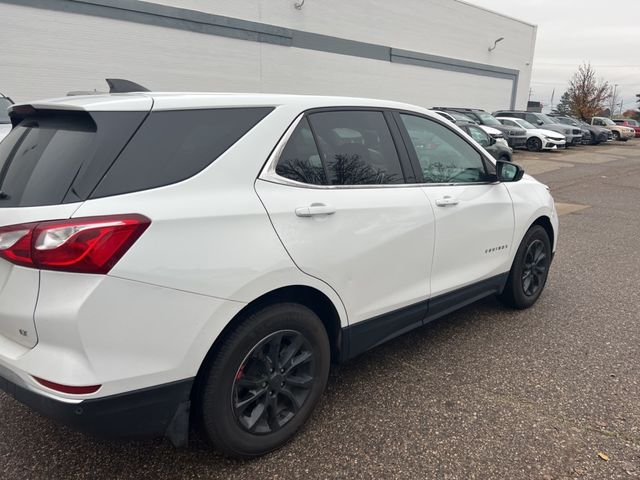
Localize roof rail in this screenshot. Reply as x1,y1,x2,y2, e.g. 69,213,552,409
106,78,150,93
67,90,104,96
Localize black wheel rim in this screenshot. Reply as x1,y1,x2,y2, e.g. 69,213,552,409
527,138,541,151
232,330,315,435
521,239,548,296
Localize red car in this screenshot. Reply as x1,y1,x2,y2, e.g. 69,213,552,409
613,119,640,137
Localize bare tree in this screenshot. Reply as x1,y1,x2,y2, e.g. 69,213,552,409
567,63,611,119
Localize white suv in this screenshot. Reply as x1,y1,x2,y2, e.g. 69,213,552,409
0,90,557,458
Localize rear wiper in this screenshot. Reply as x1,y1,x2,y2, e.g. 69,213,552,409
0,191,9,200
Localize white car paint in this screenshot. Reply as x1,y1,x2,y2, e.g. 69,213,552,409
497,117,566,150
0,92,558,440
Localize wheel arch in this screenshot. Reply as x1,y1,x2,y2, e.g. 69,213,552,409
531,215,555,250
194,285,344,387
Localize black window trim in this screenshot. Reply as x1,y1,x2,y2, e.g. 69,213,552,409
261,106,418,189
391,109,498,187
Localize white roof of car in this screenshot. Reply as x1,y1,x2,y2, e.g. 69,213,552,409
12,92,433,114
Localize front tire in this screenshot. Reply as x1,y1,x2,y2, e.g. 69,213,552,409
613,131,621,141
526,137,543,152
197,303,330,458
499,225,551,309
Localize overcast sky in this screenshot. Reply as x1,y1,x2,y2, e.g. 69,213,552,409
464,0,640,113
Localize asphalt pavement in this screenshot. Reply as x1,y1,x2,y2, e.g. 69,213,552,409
1,140,639,479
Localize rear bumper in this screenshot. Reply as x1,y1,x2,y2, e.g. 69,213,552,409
0,371,193,443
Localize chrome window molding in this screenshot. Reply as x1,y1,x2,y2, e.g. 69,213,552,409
258,111,500,190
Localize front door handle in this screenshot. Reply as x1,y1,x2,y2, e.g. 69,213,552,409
295,203,336,217
435,195,459,207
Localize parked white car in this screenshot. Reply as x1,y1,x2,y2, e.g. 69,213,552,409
431,109,510,149
496,117,566,152
0,89,558,458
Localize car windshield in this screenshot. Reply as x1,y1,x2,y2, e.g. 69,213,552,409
516,119,536,129
450,112,476,123
626,119,637,126
558,117,579,126
476,112,502,126
600,117,615,126
536,113,556,124
0,98,12,124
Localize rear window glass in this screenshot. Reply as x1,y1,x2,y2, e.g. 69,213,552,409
0,110,146,208
92,107,273,198
0,98,11,124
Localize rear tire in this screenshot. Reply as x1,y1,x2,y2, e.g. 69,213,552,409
526,137,543,152
499,225,551,309
197,303,330,458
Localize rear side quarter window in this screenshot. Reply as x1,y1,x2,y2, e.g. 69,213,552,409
92,107,273,198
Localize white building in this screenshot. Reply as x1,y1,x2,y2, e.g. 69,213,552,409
0,0,536,110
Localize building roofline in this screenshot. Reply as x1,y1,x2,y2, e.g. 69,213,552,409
452,0,537,28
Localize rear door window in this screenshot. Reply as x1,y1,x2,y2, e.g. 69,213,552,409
92,107,273,198
307,110,405,185
0,98,11,124
0,110,146,208
275,117,327,185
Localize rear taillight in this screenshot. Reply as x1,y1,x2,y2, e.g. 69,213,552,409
0,214,150,274
33,376,101,395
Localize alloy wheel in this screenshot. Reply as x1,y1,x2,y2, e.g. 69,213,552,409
232,330,315,434
527,137,542,152
521,239,548,296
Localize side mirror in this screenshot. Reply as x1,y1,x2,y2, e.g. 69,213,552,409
489,136,497,146
536,120,543,126
496,160,524,182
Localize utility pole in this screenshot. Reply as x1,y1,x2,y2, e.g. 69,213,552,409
611,84,619,114
528,88,533,101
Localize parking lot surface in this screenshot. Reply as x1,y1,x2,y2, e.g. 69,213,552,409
1,141,639,480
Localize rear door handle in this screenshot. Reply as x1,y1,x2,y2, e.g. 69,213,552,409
435,196,459,207
295,203,336,217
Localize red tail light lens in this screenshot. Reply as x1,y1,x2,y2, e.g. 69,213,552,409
33,376,101,395
0,214,150,274
0,224,36,267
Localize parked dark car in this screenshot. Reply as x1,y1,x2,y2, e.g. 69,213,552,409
493,110,583,146
548,114,605,144
612,118,640,138
432,107,527,149
457,121,512,162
